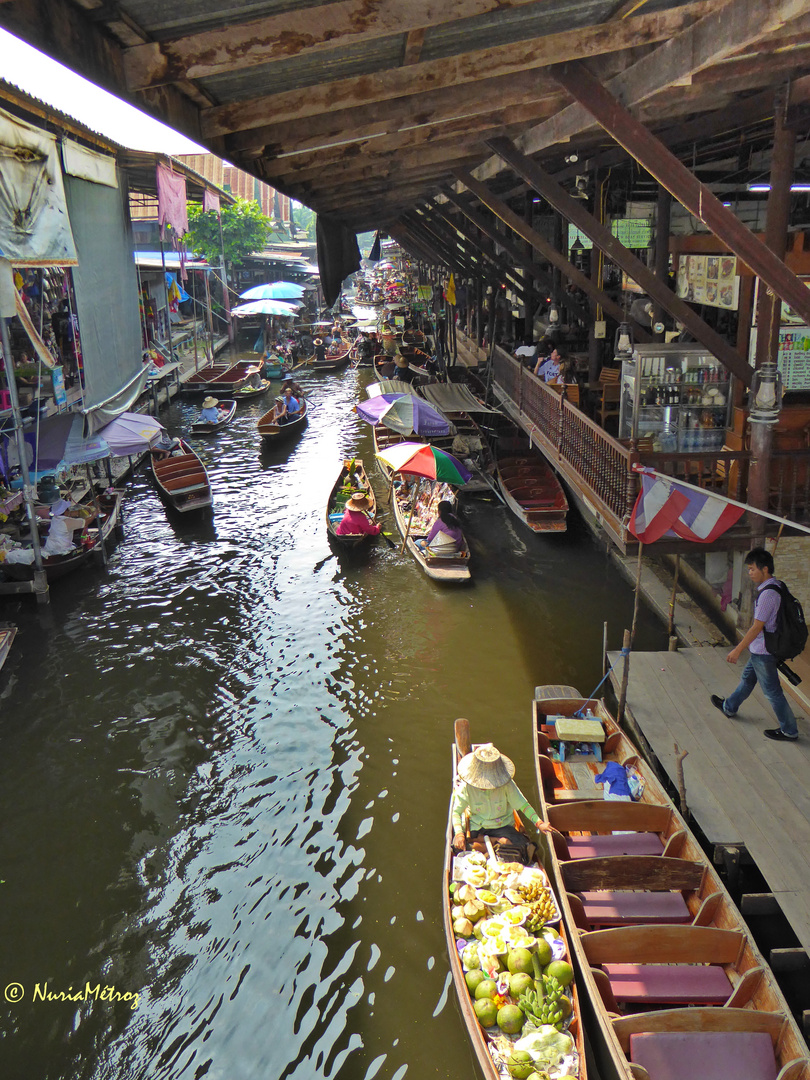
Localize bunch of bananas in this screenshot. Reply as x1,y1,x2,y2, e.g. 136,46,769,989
524,893,556,931
517,975,566,1030
521,879,552,903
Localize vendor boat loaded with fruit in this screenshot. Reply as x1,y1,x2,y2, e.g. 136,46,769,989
531,685,810,1080
444,719,585,1080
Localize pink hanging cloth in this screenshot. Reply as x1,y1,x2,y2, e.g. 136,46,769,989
156,163,188,240
203,189,221,216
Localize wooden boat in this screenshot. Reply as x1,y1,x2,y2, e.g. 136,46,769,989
1,490,125,583
150,439,212,512
182,363,230,393
496,439,568,533
257,398,308,440
391,478,471,583
326,458,378,548
444,718,587,1080
312,345,352,373
233,379,273,401
205,361,262,396
190,399,236,433
0,623,16,672
531,685,810,1080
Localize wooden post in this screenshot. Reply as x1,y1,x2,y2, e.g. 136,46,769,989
630,541,644,644
401,496,417,554
602,620,609,676
652,186,672,340
617,628,631,726
668,553,680,638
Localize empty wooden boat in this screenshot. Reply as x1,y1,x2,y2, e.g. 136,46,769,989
531,685,810,1080
496,439,568,533
257,398,308,441
182,363,230,393
150,440,212,512
444,718,587,1080
204,361,262,395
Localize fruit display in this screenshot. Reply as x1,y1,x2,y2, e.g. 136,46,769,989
449,851,579,1079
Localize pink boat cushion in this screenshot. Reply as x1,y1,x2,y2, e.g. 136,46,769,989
629,1032,777,1080
603,963,732,1004
566,832,665,859
581,890,691,926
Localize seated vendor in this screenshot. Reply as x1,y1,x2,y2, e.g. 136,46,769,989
42,499,89,557
418,500,463,553
335,492,380,536
451,743,550,857
313,337,327,363
199,396,221,423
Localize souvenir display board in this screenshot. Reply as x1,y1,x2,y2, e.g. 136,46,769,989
676,254,739,310
619,343,732,452
748,325,810,390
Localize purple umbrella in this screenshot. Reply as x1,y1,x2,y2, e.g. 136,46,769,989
355,394,451,437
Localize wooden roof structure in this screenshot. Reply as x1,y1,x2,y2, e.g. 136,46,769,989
3,0,810,342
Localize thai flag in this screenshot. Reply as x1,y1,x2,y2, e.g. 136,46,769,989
629,467,744,544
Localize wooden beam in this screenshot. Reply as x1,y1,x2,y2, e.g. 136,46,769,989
452,168,653,341
424,201,532,296
484,136,753,382
403,28,426,66
472,0,809,181
550,61,810,335
201,2,714,138
414,205,527,295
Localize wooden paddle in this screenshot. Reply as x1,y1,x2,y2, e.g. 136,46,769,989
379,530,396,549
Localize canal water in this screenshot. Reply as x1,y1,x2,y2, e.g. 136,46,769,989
0,361,668,1080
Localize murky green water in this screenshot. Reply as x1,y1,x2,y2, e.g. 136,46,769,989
0,361,667,1079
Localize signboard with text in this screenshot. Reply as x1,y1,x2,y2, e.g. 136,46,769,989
748,325,810,390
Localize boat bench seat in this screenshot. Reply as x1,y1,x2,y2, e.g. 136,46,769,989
603,962,732,1004
566,832,665,860
629,1031,777,1080
580,890,692,926
163,472,208,493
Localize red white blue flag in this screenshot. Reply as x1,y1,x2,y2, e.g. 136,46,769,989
629,466,744,544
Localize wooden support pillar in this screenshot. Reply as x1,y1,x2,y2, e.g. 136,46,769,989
749,86,796,533
524,191,534,343
652,186,671,341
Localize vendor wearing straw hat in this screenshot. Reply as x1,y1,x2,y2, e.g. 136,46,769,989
451,743,550,855
336,491,380,536
199,396,220,424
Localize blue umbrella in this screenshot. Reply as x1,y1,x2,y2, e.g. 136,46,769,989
239,281,305,301
355,393,452,437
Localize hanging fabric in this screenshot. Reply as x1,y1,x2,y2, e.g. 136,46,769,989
203,189,220,216
156,163,188,240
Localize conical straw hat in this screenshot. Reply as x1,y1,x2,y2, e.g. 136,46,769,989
457,743,515,789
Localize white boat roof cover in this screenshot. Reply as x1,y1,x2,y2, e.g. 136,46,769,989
419,383,500,414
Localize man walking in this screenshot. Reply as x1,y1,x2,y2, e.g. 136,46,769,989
711,547,799,742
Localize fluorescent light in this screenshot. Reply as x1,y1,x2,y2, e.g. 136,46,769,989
747,183,810,193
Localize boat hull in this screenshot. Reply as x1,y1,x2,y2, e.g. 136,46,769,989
190,399,237,433
257,400,308,440
150,440,212,512
391,479,470,583
326,458,378,548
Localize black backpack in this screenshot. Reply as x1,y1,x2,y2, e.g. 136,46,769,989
762,581,809,661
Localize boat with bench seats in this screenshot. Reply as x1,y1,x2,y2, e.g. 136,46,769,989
150,440,212,513
496,437,568,533
531,685,810,1080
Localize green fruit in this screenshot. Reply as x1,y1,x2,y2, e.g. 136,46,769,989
507,948,534,975
473,997,498,1028
465,969,487,994
544,960,574,988
509,972,534,998
506,1050,535,1079
534,938,553,967
474,978,498,1000
497,1003,524,1035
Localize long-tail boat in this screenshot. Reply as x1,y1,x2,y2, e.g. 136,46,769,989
496,437,568,533
444,718,587,1080
531,685,810,1080
150,440,212,512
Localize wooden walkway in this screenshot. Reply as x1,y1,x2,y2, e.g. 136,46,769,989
607,645,810,959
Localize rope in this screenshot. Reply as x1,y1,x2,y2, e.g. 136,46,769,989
573,645,630,716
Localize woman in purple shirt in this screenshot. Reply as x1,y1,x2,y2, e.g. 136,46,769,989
422,500,463,552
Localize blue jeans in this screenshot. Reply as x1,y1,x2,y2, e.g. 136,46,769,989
724,654,798,737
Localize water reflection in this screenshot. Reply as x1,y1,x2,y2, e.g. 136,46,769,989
0,361,667,1079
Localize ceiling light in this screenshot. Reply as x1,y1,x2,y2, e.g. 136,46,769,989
565,154,579,164
747,183,810,193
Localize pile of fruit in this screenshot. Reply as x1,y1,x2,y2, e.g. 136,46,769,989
449,853,579,1079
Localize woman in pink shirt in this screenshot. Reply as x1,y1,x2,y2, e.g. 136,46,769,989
335,492,380,536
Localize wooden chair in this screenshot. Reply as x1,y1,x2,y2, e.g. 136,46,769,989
597,367,621,427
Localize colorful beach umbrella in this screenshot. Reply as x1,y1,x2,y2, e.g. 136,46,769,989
239,281,305,301
355,394,451,437
375,442,471,485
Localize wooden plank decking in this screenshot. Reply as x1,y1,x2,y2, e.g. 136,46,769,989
607,646,810,958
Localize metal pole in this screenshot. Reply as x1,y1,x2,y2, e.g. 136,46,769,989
0,316,48,602
159,236,176,364
218,217,234,344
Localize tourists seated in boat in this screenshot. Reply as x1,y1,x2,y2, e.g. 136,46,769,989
451,743,550,860
153,435,184,460
335,492,380,536
313,337,327,363
356,334,374,363
417,500,463,553
42,499,92,556
281,377,304,399
199,396,221,424
278,387,302,424
393,352,414,383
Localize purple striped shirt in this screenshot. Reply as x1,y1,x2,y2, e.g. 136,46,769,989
750,578,783,655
